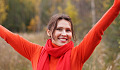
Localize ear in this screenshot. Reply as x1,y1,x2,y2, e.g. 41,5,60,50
47,29,51,37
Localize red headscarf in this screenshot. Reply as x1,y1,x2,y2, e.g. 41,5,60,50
37,39,74,70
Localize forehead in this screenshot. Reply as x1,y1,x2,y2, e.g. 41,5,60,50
57,19,71,28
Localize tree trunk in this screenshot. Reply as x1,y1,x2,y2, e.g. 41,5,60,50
36,0,41,32
91,0,96,26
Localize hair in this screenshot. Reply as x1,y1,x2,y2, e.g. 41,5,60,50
47,14,76,41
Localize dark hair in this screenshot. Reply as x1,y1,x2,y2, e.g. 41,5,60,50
47,14,76,41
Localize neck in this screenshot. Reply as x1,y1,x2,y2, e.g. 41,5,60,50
52,43,60,48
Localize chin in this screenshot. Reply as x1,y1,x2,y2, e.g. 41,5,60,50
58,43,67,46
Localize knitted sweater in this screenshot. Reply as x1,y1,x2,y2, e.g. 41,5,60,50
0,6,119,70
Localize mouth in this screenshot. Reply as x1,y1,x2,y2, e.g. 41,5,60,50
58,38,68,43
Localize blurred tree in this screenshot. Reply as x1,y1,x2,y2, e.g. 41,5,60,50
91,0,96,26
28,15,40,32
2,0,35,32
64,0,81,25
0,0,8,24
76,0,93,39
38,0,51,30
27,0,41,32
28,18,36,32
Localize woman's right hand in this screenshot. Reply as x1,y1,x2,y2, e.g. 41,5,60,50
113,0,120,11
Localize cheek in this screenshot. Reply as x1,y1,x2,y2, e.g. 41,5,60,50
68,32,72,39
53,31,60,38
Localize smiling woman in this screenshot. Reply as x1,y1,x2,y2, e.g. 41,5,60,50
47,14,76,42
52,19,72,46
47,15,73,46
0,0,120,70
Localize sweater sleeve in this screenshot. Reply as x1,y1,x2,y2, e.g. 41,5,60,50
73,5,120,64
0,25,42,60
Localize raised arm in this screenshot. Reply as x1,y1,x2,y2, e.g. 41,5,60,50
73,0,120,63
0,25,42,60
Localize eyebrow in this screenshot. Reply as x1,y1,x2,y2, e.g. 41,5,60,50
56,27,71,29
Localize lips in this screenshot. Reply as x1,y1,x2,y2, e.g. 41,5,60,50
58,38,68,43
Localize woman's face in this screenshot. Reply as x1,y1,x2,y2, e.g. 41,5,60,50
51,19,72,46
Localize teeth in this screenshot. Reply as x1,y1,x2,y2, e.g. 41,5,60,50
59,39,66,41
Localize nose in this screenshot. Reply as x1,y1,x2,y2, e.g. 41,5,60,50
61,30,67,36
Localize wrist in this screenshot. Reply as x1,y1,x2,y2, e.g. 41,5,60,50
111,5,120,12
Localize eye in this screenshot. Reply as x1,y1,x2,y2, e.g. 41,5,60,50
56,28,62,31
66,29,71,32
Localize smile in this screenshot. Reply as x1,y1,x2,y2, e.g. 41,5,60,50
58,38,68,43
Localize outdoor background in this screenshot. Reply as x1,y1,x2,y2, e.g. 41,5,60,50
0,0,120,70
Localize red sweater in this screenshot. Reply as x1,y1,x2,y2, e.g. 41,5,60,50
0,6,119,70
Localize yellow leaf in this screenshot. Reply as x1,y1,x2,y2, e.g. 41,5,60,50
0,0,8,24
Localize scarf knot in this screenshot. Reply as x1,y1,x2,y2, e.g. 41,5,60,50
37,39,74,70
45,39,73,57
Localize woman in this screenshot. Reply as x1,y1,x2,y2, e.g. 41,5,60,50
0,0,120,70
